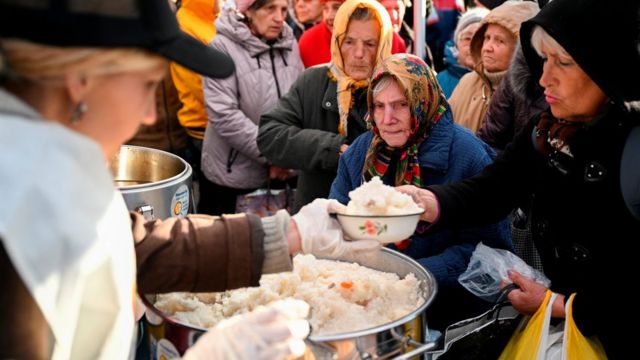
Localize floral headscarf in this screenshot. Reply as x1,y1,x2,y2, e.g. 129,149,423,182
364,53,448,187
328,0,393,136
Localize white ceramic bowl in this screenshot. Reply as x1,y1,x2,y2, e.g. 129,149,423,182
336,211,424,244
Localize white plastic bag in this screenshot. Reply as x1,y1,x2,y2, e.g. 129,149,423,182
458,243,550,303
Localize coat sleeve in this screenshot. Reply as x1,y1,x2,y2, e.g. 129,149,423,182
477,76,516,150
329,152,354,204
133,212,265,294
429,119,538,229
258,70,345,172
412,134,512,287
203,40,267,164
0,243,51,359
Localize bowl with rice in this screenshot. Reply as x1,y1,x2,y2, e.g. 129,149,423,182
336,177,424,244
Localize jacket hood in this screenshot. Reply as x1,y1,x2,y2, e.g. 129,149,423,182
215,8,296,56
442,40,470,77
520,0,640,111
470,1,539,64
180,0,217,24
507,43,543,103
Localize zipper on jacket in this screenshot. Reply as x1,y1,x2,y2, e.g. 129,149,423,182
227,148,239,173
269,47,282,98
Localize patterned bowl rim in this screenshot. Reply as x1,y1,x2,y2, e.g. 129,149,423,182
335,210,424,218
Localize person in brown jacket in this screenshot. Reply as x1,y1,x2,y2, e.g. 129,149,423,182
448,0,538,133
0,1,379,359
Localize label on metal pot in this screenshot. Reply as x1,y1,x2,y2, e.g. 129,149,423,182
171,185,190,217
156,339,180,360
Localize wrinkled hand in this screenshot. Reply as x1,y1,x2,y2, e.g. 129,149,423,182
292,199,380,258
269,166,295,181
505,270,564,317
183,299,310,360
395,185,439,223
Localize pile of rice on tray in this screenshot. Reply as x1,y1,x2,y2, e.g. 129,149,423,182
155,254,425,335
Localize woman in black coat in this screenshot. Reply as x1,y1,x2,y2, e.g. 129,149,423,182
397,0,640,357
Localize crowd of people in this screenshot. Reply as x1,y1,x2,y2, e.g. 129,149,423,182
0,0,638,358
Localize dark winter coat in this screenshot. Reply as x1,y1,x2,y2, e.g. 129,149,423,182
430,0,640,356
477,45,547,151
258,65,369,212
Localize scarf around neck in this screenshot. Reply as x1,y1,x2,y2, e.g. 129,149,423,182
328,0,393,137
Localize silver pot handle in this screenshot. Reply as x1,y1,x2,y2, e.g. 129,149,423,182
135,204,155,220
390,328,437,360
392,338,437,360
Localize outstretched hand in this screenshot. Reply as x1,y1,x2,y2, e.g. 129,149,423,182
395,185,439,223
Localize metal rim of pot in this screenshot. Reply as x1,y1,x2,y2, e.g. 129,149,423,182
141,248,439,358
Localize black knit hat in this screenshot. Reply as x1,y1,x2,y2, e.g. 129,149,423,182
0,0,234,78
520,0,640,104
476,0,508,10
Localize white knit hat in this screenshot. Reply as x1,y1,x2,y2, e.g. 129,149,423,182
453,8,490,44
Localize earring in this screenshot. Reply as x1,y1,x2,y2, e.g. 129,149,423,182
70,101,88,124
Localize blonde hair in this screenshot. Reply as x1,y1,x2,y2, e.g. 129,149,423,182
1,38,167,83
530,25,571,59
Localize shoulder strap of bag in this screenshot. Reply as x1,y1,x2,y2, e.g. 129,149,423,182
621,126,640,220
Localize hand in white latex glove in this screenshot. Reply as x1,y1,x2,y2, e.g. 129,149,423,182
292,198,381,258
183,299,310,360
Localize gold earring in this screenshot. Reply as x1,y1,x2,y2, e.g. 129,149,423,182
70,101,87,124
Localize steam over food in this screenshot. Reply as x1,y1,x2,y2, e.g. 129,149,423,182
345,176,423,215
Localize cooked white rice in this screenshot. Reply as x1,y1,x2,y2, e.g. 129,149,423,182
155,254,425,335
345,176,423,215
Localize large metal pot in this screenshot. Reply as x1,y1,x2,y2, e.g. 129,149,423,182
110,145,193,220
142,248,438,359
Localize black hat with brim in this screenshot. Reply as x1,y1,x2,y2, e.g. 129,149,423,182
0,0,234,79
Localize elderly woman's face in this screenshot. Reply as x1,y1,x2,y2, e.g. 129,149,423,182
340,19,380,81
80,66,166,158
247,0,288,40
372,79,412,148
481,24,516,72
538,45,608,122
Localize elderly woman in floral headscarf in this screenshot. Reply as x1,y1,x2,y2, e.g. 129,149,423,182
330,53,512,329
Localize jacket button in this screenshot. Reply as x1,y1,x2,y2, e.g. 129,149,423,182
535,220,549,238
325,101,331,107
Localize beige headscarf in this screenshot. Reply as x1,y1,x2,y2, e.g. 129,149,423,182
328,0,392,136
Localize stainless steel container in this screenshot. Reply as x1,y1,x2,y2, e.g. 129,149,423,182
142,248,438,359
110,145,193,220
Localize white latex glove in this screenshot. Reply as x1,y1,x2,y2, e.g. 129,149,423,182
292,198,381,258
183,299,310,360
